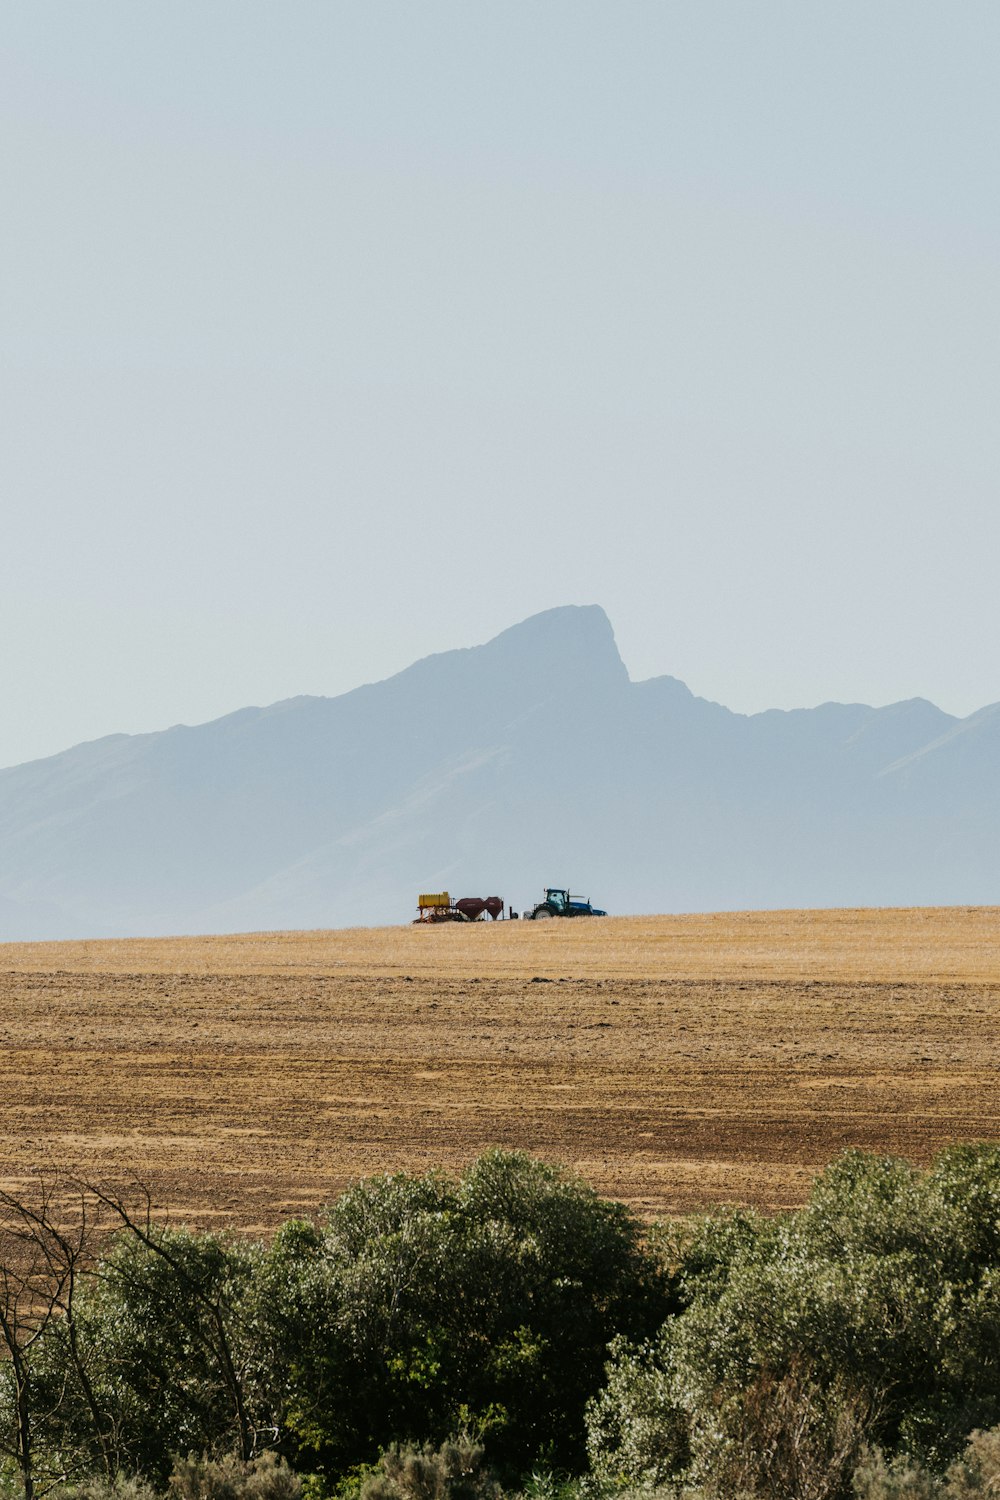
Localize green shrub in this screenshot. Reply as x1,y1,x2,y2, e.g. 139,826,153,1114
52,1477,159,1500
11,1147,1000,1500
943,1425,1000,1498
514,1472,594,1500
853,1424,1000,1498
852,1447,943,1499
18,1224,278,1485
588,1146,1000,1493
585,1335,689,1488
259,1151,669,1482
359,1438,498,1500
75,1229,268,1479
43,1456,301,1500
168,1453,301,1500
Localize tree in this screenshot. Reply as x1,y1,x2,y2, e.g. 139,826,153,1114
258,1151,670,1483
0,1181,103,1498
71,1183,268,1481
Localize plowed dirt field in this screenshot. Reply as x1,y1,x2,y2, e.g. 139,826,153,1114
1,908,999,1227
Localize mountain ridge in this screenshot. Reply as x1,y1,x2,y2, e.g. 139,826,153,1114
1,604,997,939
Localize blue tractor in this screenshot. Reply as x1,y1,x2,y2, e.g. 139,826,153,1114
524,887,607,920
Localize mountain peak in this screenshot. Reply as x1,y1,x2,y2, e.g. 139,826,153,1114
391,604,628,703
490,603,615,645
480,604,628,683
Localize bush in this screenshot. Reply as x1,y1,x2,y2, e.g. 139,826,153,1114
65,1228,269,1480
12,1147,1000,1500
853,1424,1000,1498
54,1478,159,1500
588,1146,1000,1493
943,1425,1000,1498
43,1456,299,1500
169,1453,301,1500
359,1438,498,1500
585,1335,689,1488
260,1151,670,1481
702,1367,871,1500
852,1448,943,1499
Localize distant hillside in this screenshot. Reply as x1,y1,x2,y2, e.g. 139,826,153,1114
1,604,998,939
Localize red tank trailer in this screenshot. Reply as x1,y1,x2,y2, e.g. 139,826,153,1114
414,893,506,923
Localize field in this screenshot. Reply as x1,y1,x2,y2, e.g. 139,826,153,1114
1,907,999,1228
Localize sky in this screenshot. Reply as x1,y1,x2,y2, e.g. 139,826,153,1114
2,2,999,770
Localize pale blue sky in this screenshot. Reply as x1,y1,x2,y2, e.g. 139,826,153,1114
3,2,998,768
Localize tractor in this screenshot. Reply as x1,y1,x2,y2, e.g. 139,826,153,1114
524,888,607,920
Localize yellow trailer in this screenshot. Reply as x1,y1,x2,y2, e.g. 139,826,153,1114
415,892,460,923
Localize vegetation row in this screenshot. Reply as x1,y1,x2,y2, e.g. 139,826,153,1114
3,1146,1000,1500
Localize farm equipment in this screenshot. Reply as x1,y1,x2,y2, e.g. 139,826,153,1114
414,893,505,924
524,888,607,920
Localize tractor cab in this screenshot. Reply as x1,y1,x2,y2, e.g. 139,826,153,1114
545,888,568,912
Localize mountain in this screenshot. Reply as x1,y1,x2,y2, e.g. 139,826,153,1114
1,604,997,939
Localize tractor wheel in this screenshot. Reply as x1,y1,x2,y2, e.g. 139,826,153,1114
533,907,553,920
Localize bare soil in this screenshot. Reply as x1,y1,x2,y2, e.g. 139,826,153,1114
1,907,998,1228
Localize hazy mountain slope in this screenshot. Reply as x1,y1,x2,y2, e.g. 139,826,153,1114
0,605,995,939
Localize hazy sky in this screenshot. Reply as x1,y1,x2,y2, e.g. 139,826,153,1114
3,2,998,769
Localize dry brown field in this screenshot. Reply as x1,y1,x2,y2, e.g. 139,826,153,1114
1,907,999,1229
